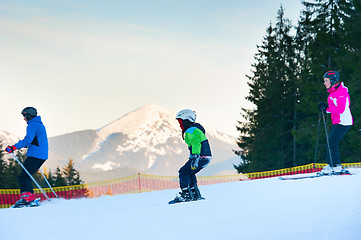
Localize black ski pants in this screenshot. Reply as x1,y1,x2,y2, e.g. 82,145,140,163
178,157,211,189
326,124,350,167
18,157,46,193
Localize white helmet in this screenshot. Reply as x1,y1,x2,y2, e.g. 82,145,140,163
175,109,196,122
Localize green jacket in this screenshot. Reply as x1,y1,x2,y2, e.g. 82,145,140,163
184,123,212,156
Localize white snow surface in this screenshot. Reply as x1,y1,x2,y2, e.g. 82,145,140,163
1,169,361,240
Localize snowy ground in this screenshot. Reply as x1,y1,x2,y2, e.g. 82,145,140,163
1,169,361,240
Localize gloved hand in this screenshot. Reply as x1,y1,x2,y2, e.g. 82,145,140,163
5,145,17,153
190,154,200,170
318,102,328,112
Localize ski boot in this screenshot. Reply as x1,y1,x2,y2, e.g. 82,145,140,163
191,184,205,201
320,164,333,175
168,187,193,204
11,192,40,208
319,164,350,176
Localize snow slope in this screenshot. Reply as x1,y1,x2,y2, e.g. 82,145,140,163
1,169,361,240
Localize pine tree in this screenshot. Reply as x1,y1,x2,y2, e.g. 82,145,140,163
53,166,66,187
3,153,22,189
63,158,83,186
0,143,6,188
0,146,84,189
235,6,298,173
45,168,56,187
234,23,276,173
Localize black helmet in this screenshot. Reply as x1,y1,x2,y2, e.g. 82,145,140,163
21,107,37,120
323,71,340,85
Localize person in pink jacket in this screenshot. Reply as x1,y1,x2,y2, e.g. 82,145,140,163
318,71,353,174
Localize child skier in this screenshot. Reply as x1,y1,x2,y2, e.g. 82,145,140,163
5,107,49,208
318,71,353,174
170,109,212,203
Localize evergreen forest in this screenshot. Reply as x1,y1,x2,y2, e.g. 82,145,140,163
0,143,83,189
234,0,361,173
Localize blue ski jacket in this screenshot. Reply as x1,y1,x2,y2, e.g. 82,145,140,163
14,116,49,160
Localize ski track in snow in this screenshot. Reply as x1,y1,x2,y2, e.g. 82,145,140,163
1,169,361,240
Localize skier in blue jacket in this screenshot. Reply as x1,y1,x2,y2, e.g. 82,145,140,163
5,107,49,207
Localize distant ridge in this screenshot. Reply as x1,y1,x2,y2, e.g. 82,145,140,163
1,105,239,181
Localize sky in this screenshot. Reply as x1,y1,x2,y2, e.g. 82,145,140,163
0,0,304,138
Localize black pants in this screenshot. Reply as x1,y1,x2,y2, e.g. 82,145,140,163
326,124,350,167
178,157,211,189
18,157,46,193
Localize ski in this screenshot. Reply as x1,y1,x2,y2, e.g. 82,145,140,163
279,170,351,180
279,174,320,180
11,198,41,208
168,197,205,205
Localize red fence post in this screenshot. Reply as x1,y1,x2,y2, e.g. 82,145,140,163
138,173,141,193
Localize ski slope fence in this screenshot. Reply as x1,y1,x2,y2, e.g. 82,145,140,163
1,162,360,208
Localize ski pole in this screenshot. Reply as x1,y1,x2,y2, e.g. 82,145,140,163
321,110,334,171
39,168,59,198
10,153,50,201
313,112,321,167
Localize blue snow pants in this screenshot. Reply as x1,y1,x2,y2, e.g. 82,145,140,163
179,156,211,189
326,124,350,167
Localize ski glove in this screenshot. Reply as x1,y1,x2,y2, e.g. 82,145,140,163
190,154,200,170
318,102,328,112
5,145,17,153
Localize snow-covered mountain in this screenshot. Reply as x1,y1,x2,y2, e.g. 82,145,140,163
0,105,239,181
0,130,20,147
0,131,21,161
47,105,238,180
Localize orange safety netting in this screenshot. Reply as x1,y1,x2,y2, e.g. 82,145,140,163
1,163,360,208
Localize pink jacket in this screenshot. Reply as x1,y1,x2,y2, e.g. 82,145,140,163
326,82,353,126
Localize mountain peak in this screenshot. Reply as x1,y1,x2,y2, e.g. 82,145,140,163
97,104,177,140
